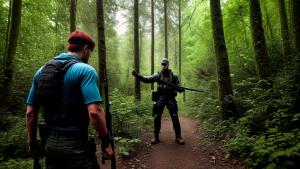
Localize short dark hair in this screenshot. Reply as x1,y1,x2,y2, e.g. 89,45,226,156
67,30,95,52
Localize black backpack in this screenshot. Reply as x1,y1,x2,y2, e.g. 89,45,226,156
36,59,80,107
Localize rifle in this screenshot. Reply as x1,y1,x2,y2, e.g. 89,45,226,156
102,71,117,169
32,123,47,169
159,79,205,92
33,149,41,169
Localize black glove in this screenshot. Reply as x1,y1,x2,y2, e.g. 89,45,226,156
131,70,139,77
100,133,111,163
100,133,110,151
177,87,185,93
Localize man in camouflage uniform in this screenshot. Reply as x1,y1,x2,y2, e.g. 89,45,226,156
132,58,185,144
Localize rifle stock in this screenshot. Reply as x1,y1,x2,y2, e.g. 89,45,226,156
102,76,116,169
32,146,41,169
33,123,47,169
33,156,41,169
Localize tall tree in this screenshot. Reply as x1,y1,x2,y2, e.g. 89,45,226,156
238,6,249,48
249,0,270,79
164,0,168,58
151,0,155,90
178,0,182,79
70,0,77,32
291,0,300,52
134,0,141,101
96,1,117,168
3,0,12,65
263,5,274,47
278,0,291,64
291,0,300,112
0,0,22,107
96,0,106,97
210,0,237,120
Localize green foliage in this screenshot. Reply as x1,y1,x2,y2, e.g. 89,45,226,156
183,79,231,140
115,137,142,158
1,0,299,168
226,127,300,169
224,77,300,169
109,89,152,158
0,115,28,161
0,158,32,169
110,88,152,138
187,75,299,169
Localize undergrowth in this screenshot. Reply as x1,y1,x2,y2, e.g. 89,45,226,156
185,77,300,169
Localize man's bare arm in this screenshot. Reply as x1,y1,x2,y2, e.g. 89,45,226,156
88,103,108,137
26,105,39,146
88,103,113,157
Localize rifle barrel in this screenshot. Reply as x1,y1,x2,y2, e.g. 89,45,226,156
160,79,204,92
182,87,204,92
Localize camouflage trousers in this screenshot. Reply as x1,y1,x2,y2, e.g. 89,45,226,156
153,97,182,138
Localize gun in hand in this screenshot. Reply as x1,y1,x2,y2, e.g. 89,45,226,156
159,79,205,93
31,142,41,169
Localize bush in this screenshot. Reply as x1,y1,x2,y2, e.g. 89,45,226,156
225,77,300,169
186,76,300,169
0,158,33,169
115,137,142,158
108,88,152,157
0,115,28,162
110,88,152,138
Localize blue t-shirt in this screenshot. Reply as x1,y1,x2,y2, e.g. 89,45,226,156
26,53,102,132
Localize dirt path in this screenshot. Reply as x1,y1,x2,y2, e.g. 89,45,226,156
102,116,244,169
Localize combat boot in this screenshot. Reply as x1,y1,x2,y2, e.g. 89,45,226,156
175,137,185,145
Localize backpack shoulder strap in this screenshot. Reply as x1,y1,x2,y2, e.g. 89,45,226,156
170,71,173,82
160,72,163,80
61,58,82,73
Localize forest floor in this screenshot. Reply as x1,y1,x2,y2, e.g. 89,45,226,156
101,116,245,169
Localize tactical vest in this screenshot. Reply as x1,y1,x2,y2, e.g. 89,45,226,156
36,58,89,132
157,70,177,97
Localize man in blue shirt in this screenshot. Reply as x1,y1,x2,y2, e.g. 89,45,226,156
26,30,112,169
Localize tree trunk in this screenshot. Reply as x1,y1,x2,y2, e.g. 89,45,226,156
210,0,237,120
0,0,22,108
134,0,141,101
291,0,300,112
174,37,178,70
249,0,271,79
178,0,182,79
238,7,249,48
96,2,117,168
70,0,76,32
263,5,274,45
96,0,106,98
278,0,291,63
164,0,168,58
151,0,155,90
3,0,12,66
291,0,300,52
